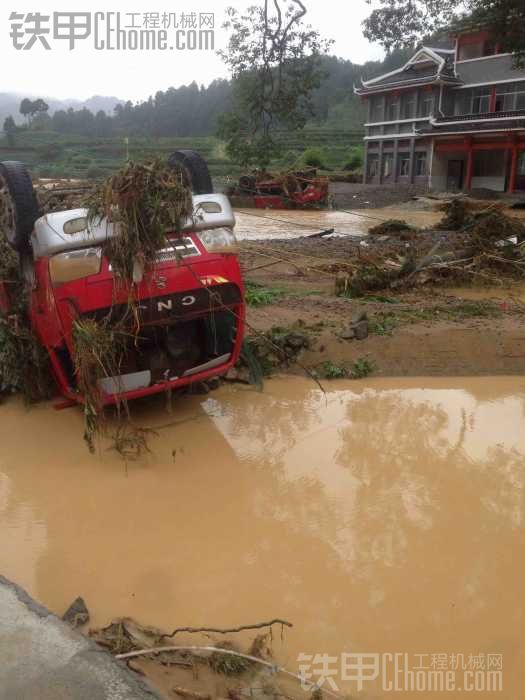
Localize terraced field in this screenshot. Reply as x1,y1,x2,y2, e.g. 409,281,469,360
0,128,364,180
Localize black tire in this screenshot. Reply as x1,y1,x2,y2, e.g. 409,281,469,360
167,150,213,195
0,161,40,251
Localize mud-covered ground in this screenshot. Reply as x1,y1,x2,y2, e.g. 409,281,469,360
237,194,525,380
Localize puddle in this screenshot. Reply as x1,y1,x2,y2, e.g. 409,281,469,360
0,376,524,697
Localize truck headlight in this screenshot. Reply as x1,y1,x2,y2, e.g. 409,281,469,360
49,247,102,284
197,227,238,254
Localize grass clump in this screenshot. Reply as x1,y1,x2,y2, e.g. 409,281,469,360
370,313,397,336
319,360,348,379
245,281,284,307
351,357,376,378
84,159,193,284
317,357,376,380
208,645,253,676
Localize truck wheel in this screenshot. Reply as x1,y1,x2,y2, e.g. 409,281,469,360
167,150,213,195
0,161,40,251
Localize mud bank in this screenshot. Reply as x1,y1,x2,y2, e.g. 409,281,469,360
0,377,524,698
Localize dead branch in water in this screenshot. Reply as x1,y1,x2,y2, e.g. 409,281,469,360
115,645,342,699
165,619,293,639
173,688,211,700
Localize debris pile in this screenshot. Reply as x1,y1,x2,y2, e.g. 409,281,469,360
228,168,330,208
368,219,418,236
36,183,93,215
339,207,525,297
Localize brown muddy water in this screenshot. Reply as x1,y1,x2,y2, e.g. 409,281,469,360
234,207,443,240
1,377,524,697
234,205,525,240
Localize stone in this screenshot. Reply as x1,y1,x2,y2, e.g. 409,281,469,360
352,319,369,340
340,327,355,340
190,381,210,395
225,367,251,384
285,331,308,349
62,597,89,629
225,368,239,381
351,310,368,325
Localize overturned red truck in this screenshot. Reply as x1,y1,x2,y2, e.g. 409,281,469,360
228,168,330,209
0,151,245,405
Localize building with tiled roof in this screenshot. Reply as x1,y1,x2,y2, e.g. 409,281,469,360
355,30,525,193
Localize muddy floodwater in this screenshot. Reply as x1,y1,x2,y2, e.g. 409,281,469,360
234,207,443,239
234,204,525,240
1,377,524,697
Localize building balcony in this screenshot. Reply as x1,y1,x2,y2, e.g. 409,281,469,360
433,109,525,123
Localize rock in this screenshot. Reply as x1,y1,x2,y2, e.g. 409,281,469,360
352,319,369,340
285,331,308,349
266,353,281,366
352,310,368,325
206,377,221,391
62,596,89,628
190,381,210,395
340,327,355,340
226,366,251,384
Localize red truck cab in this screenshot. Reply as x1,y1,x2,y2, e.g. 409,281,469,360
0,156,245,405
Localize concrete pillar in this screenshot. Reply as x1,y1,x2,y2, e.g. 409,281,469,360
408,138,416,183
363,141,369,184
509,145,519,193
465,138,474,191
378,140,384,184
393,139,399,183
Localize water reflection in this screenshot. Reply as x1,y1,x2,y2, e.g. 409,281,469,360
0,377,523,697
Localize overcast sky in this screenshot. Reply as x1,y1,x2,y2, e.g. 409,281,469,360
2,1,384,102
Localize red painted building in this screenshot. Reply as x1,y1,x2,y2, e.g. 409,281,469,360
355,30,525,193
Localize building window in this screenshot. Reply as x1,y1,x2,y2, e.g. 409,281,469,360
471,87,491,113
382,153,394,178
367,156,379,179
418,93,434,117
401,92,416,119
495,82,525,112
398,153,410,177
454,91,472,116
385,97,398,121
415,152,427,177
369,125,382,136
370,97,384,122
399,122,414,133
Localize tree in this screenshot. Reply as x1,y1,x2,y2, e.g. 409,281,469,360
19,97,49,127
19,98,33,124
217,1,333,169
32,98,49,117
3,116,17,145
363,0,525,67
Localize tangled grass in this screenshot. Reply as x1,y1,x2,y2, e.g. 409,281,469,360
84,159,194,284
72,318,127,451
